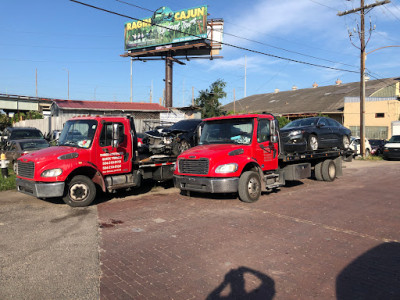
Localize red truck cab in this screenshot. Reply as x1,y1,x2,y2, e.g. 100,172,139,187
16,116,138,206
173,114,281,202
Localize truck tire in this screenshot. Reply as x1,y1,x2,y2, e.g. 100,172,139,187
321,159,336,182
314,162,323,181
63,175,96,207
238,171,261,203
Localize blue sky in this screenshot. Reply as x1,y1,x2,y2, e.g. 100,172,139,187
1,0,400,107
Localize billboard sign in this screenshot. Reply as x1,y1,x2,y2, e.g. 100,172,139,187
124,6,208,51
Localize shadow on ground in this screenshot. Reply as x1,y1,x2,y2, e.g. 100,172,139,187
336,242,400,299
207,266,275,300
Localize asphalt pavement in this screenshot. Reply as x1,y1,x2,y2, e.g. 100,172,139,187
0,192,99,299
1,159,400,299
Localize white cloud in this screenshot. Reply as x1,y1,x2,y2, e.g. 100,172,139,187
226,0,331,41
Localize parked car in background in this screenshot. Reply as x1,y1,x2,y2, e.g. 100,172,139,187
280,117,351,153
369,139,386,156
350,136,372,157
4,139,50,171
383,135,400,160
1,127,45,150
145,119,203,156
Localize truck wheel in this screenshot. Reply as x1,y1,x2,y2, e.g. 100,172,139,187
321,159,336,182
314,162,323,181
238,171,261,203
307,134,318,151
63,175,96,207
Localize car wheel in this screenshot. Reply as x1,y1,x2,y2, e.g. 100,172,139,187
63,175,96,207
365,148,370,157
179,140,190,154
238,171,261,203
308,134,319,151
321,159,336,182
342,135,350,149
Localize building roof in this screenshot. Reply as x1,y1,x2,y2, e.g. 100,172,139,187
223,77,400,116
53,99,168,112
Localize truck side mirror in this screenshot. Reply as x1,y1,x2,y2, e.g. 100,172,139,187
196,123,203,144
112,123,120,148
270,119,278,143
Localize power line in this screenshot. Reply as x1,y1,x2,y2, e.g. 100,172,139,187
383,4,400,22
70,0,359,74
309,0,339,11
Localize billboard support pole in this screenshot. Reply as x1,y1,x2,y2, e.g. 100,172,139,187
165,53,173,108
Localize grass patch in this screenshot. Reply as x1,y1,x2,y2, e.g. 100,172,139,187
0,168,16,191
355,155,384,161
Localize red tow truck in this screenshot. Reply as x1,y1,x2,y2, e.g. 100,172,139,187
173,114,352,202
16,116,176,207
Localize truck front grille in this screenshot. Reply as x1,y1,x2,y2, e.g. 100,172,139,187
179,159,209,175
17,161,35,179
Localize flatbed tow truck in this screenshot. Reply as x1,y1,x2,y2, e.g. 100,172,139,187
15,116,176,207
173,114,352,202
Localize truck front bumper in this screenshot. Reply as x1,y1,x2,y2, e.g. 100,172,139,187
173,175,239,193
16,178,65,198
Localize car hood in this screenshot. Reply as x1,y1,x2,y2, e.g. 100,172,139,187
145,129,187,138
385,142,400,148
18,146,80,163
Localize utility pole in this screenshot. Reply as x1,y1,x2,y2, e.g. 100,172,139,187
150,80,153,103
182,79,185,107
67,69,69,100
192,86,194,106
130,58,133,103
338,0,390,157
244,55,247,98
233,88,236,114
35,68,38,97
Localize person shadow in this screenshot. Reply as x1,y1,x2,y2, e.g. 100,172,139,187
207,266,275,300
336,242,400,300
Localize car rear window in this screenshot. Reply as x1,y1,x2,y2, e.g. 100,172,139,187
10,130,44,140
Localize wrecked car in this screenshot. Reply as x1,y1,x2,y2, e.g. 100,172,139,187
145,119,203,156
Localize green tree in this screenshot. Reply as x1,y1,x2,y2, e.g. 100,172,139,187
277,116,290,129
0,113,11,131
26,110,43,120
12,112,25,123
194,79,227,118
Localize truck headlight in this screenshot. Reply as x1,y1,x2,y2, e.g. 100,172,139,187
215,163,238,174
41,168,63,177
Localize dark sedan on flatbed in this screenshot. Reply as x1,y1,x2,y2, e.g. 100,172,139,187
280,117,352,153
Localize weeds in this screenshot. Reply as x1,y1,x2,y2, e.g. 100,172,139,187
355,155,384,161
0,168,16,191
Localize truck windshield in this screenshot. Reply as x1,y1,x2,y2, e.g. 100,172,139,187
200,119,253,145
58,120,98,148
